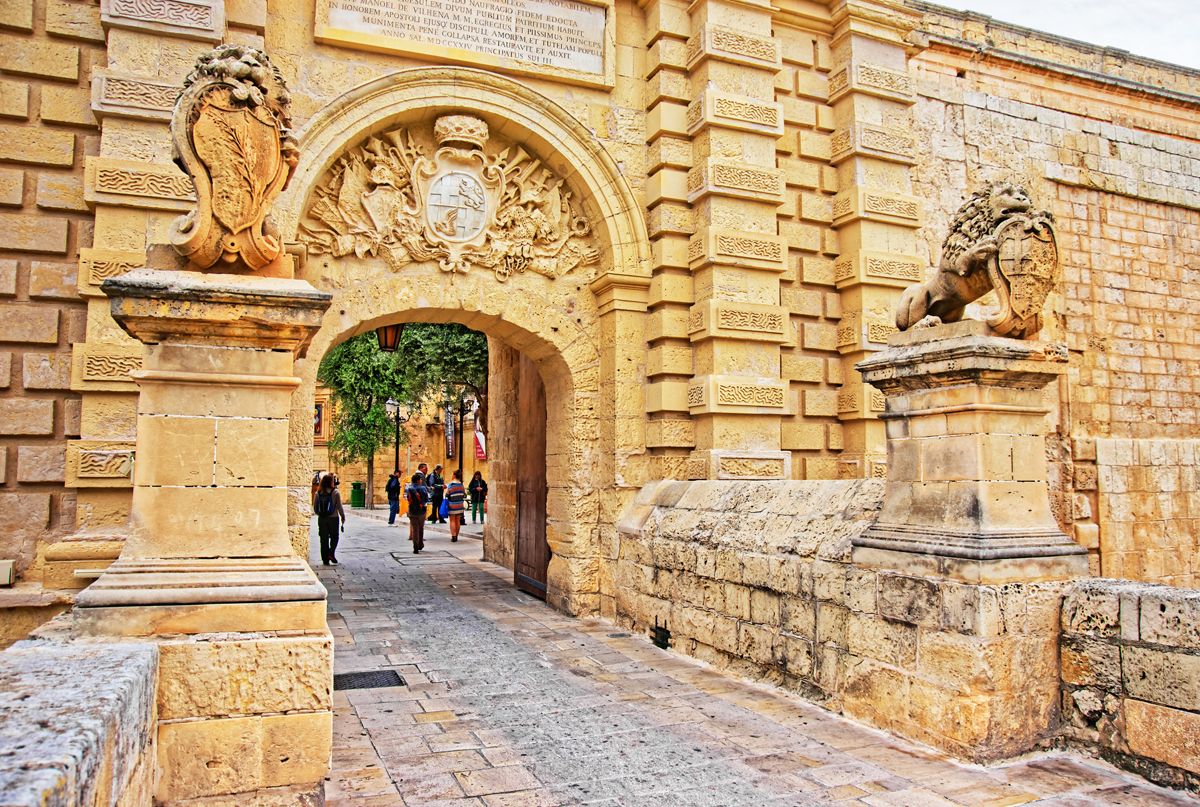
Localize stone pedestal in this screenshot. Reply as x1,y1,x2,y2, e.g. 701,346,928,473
74,268,334,804
853,320,1087,583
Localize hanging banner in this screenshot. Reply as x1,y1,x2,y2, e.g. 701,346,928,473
444,405,455,459
474,429,487,460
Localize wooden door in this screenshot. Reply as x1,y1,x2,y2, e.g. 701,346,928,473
514,354,549,598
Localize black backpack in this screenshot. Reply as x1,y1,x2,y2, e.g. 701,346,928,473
315,492,335,517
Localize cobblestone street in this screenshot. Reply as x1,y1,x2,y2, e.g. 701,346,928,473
312,514,1192,806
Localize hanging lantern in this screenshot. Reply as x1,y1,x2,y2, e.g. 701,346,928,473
375,323,404,352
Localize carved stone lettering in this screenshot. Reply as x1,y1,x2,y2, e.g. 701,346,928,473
299,115,598,282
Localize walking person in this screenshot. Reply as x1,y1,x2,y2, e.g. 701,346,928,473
468,471,487,524
312,473,345,566
405,472,429,553
385,470,402,526
445,469,467,542
429,465,446,524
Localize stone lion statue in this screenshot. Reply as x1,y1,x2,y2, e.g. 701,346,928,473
895,181,1058,339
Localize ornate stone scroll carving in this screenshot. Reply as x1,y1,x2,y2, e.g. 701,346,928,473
169,45,298,273
895,182,1058,339
299,115,599,282
100,0,223,40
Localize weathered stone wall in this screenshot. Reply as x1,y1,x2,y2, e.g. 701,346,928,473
908,6,1200,585
0,637,158,805
482,338,518,572
1060,579,1200,792
0,0,101,581
615,480,1067,762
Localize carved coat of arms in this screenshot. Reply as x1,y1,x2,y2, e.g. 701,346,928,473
169,45,298,273
299,115,599,281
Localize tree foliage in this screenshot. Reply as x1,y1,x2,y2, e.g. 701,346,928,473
396,323,490,431
317,332,408,487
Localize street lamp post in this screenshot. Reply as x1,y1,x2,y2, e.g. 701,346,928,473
385,399,410,474
447,393,472,480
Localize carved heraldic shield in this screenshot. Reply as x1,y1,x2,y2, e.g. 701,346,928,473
169,44,298,273
298,114,599,282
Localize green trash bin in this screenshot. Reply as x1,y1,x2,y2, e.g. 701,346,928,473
349,481,365,508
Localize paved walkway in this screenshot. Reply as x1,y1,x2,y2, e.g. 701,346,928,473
312,515,1193,806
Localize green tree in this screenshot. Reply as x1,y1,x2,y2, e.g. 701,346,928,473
317,332,408,509
396,323,489,435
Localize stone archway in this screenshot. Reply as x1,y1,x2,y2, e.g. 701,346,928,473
277,68,651,615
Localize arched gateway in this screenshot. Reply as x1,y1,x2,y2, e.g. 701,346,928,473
280,68,652,613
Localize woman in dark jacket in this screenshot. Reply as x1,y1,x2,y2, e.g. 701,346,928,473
312,473,345,565
468,471,487,524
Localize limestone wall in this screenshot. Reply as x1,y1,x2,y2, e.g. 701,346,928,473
1061,579,1200,792
0,637,158,805
908,9,1200,586
0,0,101,581
615,480,1067,762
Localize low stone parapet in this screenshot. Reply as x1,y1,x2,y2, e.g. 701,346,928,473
1061,578,1200,792
615,479,1069,763
0,637,157,805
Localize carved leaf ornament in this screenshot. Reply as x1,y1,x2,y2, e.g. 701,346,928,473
299,115,600,282
169,44,298,272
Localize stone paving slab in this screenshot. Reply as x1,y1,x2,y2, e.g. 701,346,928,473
315,515,1194,807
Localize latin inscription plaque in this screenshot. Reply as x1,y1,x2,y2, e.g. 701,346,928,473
315,0,610,85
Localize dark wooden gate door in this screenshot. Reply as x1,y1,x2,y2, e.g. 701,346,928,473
514,354,549,598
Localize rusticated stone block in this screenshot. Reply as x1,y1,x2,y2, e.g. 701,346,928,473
3,304,59,343
0,125,75,166
17,445,65,482
0,78,29,119
1122,646,1200,710
1060,634,1121,689
46,0,105,42
1124,699,1200,775
156,634,333,720
0,399,54,434
878,574,940,627
40,86,95,127
0,492,50,573
29,261,78,298
0,213,68,253
1139,588,1200,649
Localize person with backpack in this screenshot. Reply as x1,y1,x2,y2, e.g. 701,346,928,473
405,472,430,553
445,469,467,542
385,470,402,525
428,465,446,524
312,473,345,566
468,471,487,524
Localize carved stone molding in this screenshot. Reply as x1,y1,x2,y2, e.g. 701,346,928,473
688,300,788,343
832,187,922,228
78,248,145,297
66,440,136,488
686,89,783,137
833,251,923,289
688,227,786,272
299,115,599,282
71,344,144,391
687,375,789,414
686,158,784,205
100,0,223,41
84,157,194,212
830,123,916,165
686,24,781,71
92,72,178,122
828,62,914,104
